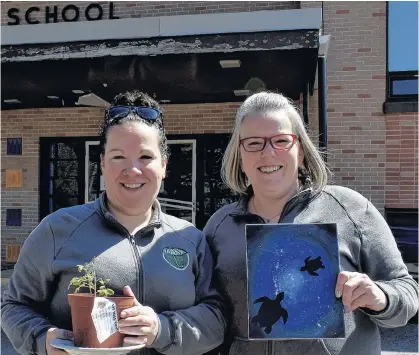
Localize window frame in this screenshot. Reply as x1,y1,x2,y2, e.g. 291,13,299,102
385,2,418,112
385,208,418,267
387,70,418,102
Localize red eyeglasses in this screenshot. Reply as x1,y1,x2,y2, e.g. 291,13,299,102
240,134,297,152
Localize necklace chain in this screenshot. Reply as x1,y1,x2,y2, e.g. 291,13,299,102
252,198,281,223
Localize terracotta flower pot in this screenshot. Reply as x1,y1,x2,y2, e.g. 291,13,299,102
68,293,134,348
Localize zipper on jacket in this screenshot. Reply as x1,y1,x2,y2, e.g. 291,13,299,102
277,200,293,223
129,236,150,355
268,340,274,355
126,235,149,355
129,236,154,355
278,188,311,223
129,235,144,304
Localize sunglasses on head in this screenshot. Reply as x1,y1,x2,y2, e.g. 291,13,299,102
105,105,161,122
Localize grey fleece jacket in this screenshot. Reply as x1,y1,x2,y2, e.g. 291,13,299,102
204,185,418,355
2,193,226,355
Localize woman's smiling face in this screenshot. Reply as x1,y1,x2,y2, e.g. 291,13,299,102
101,121,166,215
239,110,304,200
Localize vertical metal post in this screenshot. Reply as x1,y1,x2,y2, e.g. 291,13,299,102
302,82,309,127
317,55,327,161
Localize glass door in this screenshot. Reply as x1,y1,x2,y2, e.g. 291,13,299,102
85,141,103,203
39,138,85,219
158,140,196,224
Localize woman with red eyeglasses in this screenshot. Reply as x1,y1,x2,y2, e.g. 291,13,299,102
204,91,418,355
2,91,227,355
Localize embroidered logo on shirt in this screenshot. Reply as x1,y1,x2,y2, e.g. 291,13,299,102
162,247,189,270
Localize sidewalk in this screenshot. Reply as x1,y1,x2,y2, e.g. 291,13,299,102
2,322,417,355
380,324,418,355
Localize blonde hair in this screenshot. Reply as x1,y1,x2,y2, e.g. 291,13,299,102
222,91,330,195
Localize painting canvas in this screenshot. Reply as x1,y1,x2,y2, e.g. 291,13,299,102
246,223,345,339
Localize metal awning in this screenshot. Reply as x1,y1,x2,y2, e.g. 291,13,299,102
1,8,330,154
1,29,320,109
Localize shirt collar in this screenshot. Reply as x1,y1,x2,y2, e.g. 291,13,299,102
95,192,162,230
229,185,313,219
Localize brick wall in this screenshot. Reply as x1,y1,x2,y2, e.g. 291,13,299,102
385,113,418,208
1,1,299,25
301,1,418,211
1,103,238,260
2,1,418,261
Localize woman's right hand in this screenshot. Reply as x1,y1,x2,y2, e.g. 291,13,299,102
46,328,73,355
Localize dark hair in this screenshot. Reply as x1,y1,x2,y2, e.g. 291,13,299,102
99,90,169,160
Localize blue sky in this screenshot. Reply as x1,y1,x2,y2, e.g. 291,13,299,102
388,1,418,71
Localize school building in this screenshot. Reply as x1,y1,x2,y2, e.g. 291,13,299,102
1,1,418,271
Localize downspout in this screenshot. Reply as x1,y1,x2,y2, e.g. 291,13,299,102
317,55,327,161
302,82,309,127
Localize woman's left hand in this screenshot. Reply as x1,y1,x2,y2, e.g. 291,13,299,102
335,271,388,313
119,286,159,346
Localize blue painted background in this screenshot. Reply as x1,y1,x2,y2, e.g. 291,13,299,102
247,224,345,339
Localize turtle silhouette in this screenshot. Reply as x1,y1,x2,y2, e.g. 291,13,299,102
300,256,325,276
251,292,288,334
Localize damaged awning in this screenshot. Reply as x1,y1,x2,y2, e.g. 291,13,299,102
1,8,323,109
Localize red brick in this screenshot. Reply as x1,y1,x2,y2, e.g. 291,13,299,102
357,48,371,52
371,186,384,190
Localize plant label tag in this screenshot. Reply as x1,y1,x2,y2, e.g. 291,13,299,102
91,297,119,343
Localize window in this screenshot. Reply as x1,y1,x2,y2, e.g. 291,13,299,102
386,2,418,111
6,209,22,226
39,138,85,220
7,137,22,155
385,208,418,267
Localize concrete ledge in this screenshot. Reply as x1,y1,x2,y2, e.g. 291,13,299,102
383,101,418,114
159,8,322,37
1,8,322,46
1,17,160,45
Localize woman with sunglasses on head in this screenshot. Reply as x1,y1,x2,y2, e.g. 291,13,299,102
2,91,226,355
204,92,418,355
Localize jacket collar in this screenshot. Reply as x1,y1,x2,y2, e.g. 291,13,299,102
94,192,162,232
229,185,313,220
